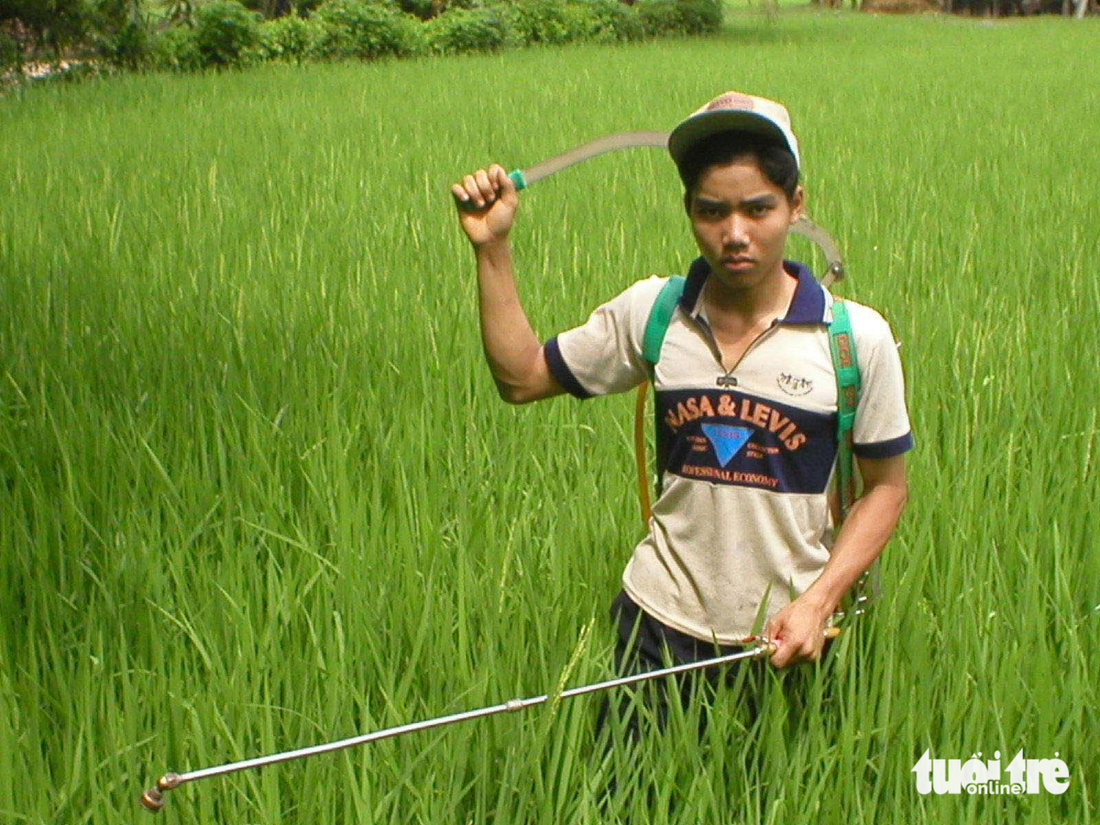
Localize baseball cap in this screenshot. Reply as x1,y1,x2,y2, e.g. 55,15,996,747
668,91,800,171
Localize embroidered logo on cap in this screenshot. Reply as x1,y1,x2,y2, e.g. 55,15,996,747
707,93,755,112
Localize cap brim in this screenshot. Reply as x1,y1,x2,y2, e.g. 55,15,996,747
668,110,790,166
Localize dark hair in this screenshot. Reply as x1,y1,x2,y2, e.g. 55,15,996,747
676,129,799,213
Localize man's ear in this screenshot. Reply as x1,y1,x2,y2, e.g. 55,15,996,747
789,185,806,223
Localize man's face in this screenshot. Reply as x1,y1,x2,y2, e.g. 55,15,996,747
687,156,804,293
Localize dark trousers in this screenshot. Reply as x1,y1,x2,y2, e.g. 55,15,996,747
593,591,836,820
596,590,833,739
595,590,764,741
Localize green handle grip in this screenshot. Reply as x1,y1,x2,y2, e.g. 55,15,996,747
455,168,526,211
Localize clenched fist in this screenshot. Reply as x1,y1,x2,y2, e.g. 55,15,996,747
452,164,519,248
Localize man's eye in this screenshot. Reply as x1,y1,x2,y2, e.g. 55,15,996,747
748,205,770,217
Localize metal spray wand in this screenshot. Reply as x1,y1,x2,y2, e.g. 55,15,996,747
141,640,779,812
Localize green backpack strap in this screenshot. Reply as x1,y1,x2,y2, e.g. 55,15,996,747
828,298,861,520
642,276,686,365
829,299,881,614
635,275,685,525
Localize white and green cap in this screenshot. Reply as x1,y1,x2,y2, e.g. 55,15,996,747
668,91,800,171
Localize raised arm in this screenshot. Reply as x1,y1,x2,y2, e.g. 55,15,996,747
452,164,564,404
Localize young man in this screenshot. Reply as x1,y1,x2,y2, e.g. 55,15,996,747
451,91,911,676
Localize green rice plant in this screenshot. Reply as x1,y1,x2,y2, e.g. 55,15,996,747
0,8,1097,825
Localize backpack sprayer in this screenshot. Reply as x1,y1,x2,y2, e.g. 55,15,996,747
141,132,859,813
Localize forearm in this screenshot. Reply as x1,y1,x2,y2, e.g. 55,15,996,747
801,481,908,615
474,239,544,400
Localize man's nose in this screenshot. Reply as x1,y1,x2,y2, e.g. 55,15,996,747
721,214,750,250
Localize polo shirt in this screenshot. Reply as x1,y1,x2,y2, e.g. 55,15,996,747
544,257,913,645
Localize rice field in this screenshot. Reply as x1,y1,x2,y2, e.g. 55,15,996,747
1,7,1098,824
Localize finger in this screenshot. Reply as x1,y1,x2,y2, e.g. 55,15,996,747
797,640,817,663
489,164,515,196
474,169,496,205
770,648,790,669
769,639,792,669
811,634,825,661
794,629,826,663
451,183,471,204
462,174,484,207
765,618,779,642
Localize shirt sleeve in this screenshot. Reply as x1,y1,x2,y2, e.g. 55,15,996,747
847,303,914,458
543,276,664,399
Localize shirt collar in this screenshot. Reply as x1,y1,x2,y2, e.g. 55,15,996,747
678,257,827,325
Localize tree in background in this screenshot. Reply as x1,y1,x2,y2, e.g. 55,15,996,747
0,0,94,60
241,0,293,18
162,0,197,25
0,0,148,67
92,0,148,67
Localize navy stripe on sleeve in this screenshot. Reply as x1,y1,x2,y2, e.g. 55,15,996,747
853,431,914,459
544,337,592,400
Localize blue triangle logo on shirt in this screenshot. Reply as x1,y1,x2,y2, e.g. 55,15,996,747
701,424,753,467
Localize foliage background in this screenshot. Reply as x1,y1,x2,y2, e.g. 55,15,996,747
0,0,723,73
